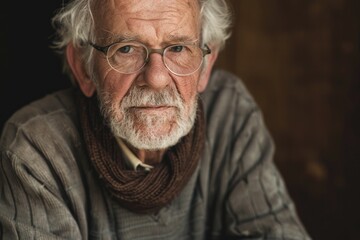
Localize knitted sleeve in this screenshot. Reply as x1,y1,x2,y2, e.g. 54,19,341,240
0,149,82,239
0,96,86,239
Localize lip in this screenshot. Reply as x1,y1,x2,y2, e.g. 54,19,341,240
129,106,175,112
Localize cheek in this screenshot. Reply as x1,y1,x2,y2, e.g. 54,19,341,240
185,73,201,96
93,54,111,74
182,84,198,103
96,70,137,106
98,75,136,122
176,75,200,107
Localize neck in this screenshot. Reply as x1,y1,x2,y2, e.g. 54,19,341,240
127,143,166,165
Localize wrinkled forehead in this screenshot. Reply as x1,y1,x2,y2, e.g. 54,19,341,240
91,0,201,43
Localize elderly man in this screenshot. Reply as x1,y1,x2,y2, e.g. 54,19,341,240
0,0,311,239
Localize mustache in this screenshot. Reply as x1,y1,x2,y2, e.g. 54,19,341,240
121,86,183,108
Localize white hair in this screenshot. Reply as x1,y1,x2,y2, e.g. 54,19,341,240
51,0,233,81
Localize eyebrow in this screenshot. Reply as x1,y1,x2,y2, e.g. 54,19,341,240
100,34,138,43
101,33,198,46
167,34,198,43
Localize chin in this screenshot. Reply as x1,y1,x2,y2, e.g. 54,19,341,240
110,113,194,150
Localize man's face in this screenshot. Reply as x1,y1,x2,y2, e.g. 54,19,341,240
90,0,203,150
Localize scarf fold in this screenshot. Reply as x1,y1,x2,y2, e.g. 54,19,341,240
77,92,205,214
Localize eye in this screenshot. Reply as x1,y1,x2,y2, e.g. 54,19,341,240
118,45,134,53
169,45,184,52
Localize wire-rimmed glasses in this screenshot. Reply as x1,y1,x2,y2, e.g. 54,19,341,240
90,41,211,76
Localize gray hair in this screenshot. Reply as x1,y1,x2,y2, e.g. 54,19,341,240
51,0,232,80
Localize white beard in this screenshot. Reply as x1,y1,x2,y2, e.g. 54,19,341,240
97,85,198,150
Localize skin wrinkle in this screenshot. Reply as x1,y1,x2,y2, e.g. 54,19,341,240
125,13,197,46
93,0,200,45
84,0,205,163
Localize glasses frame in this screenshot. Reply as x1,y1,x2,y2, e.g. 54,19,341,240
90,41,212,76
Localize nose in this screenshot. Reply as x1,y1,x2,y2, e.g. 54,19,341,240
137,53,171,91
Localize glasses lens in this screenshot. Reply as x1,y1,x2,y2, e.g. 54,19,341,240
104,42,206,75
107,42,147,74
164,45,203,75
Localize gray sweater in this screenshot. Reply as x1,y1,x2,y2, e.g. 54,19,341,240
0,69,311,239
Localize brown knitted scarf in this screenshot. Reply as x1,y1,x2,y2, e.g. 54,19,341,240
77,91,205,214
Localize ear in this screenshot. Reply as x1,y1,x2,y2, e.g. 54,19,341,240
197,47,218,93
66,43,96,97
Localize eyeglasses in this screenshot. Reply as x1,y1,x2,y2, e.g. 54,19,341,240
90,41,211,76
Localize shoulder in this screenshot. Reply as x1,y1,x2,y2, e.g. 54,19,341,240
5,88,77,127
0,89,89,213
201,68,256,104
200,69,273,167
200,69,259,120
0,88,80,155
201,69,261,130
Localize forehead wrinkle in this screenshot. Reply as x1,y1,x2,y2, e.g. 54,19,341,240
95,0,200,44
125,9,187,27
126,12,199,43
127,0,196,17
124,0,199,27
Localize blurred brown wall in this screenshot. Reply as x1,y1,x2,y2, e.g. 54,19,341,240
215,0,360,239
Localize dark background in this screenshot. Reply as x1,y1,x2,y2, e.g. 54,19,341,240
1,1,359,239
